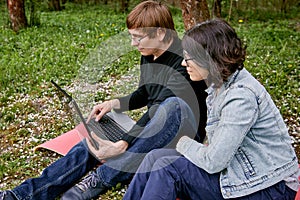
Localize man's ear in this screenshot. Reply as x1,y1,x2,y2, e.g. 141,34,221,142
156,28,166,41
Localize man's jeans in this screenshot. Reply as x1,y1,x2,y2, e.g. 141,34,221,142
11,97,197,200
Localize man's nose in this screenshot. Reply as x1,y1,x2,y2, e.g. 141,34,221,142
130,38,138,46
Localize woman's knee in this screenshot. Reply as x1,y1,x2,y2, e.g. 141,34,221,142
152,155,180,172
144,149,165,163
144,149,179,167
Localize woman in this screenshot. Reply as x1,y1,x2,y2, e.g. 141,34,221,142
123,19,299,200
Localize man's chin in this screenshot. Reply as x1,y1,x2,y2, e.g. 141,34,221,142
138,48,153,56
140,51,150,56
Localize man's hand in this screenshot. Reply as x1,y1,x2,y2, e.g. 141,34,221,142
87,132,128,160
87,99,120,122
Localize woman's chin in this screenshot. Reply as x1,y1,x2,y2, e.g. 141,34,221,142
190,76,203,81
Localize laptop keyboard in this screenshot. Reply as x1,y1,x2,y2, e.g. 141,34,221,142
87,115,126,142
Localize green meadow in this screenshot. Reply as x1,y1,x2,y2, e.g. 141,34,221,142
0,2,299,199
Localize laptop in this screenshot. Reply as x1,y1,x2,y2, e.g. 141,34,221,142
51,80,135,150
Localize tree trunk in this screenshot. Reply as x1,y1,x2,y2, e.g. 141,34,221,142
212,0,222,18
52,0,61,11
180,0,210,31
7,0,28,32
48,0,62,11
281,0,288,13
120,0,130,12
29,0,40,26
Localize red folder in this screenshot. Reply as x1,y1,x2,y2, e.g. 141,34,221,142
34,123,88,156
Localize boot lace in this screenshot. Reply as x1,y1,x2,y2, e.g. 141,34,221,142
76,172,101,192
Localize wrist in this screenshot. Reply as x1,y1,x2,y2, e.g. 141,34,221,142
110,99,120,110
176,136,191,153
117,140,128,152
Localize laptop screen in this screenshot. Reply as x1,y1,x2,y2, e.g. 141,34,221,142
51,80,99,149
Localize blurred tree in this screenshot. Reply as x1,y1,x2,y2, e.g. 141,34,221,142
7,0,28,31
120,0,130,12
212,0,221,17
281,0,288,13
29,0,40,26
48,0,62,11
180,0,210,30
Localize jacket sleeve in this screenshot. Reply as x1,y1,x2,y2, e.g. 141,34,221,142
176,87,259,174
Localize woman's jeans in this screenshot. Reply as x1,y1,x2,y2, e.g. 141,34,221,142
11,97,197,200
123,149,297,200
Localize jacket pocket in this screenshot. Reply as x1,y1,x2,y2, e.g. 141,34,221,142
236,148,256,179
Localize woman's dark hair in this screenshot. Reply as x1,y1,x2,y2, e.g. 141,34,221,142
182,19,246,87
126,0,177,43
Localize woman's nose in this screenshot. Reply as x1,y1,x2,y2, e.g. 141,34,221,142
181,59,187,67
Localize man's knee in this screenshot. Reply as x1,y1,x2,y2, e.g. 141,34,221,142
150,97,187,117
162,97,186,108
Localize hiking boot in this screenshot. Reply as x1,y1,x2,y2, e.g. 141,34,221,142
0,191,16,200
61,171,109,200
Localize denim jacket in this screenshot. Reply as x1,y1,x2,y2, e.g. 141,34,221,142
176,68,299,198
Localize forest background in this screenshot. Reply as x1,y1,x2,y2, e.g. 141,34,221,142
0,0,299,199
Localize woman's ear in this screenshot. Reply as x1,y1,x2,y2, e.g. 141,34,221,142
156,28,166,41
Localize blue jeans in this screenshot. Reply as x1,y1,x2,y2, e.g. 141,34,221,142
123,149,297,200
11,97,197,200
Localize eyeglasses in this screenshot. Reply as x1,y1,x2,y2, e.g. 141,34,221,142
184,57,195,68
183,50,195,66
184,57,195,63
130,34,149,43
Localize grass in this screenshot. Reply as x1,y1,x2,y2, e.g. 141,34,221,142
237,20,299,120
0,2,299,199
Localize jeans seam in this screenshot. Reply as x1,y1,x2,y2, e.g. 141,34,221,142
30,147,90,199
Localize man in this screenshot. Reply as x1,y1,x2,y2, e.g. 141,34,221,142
0,1,207,200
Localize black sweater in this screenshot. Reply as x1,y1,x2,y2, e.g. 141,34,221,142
116,37,207,145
